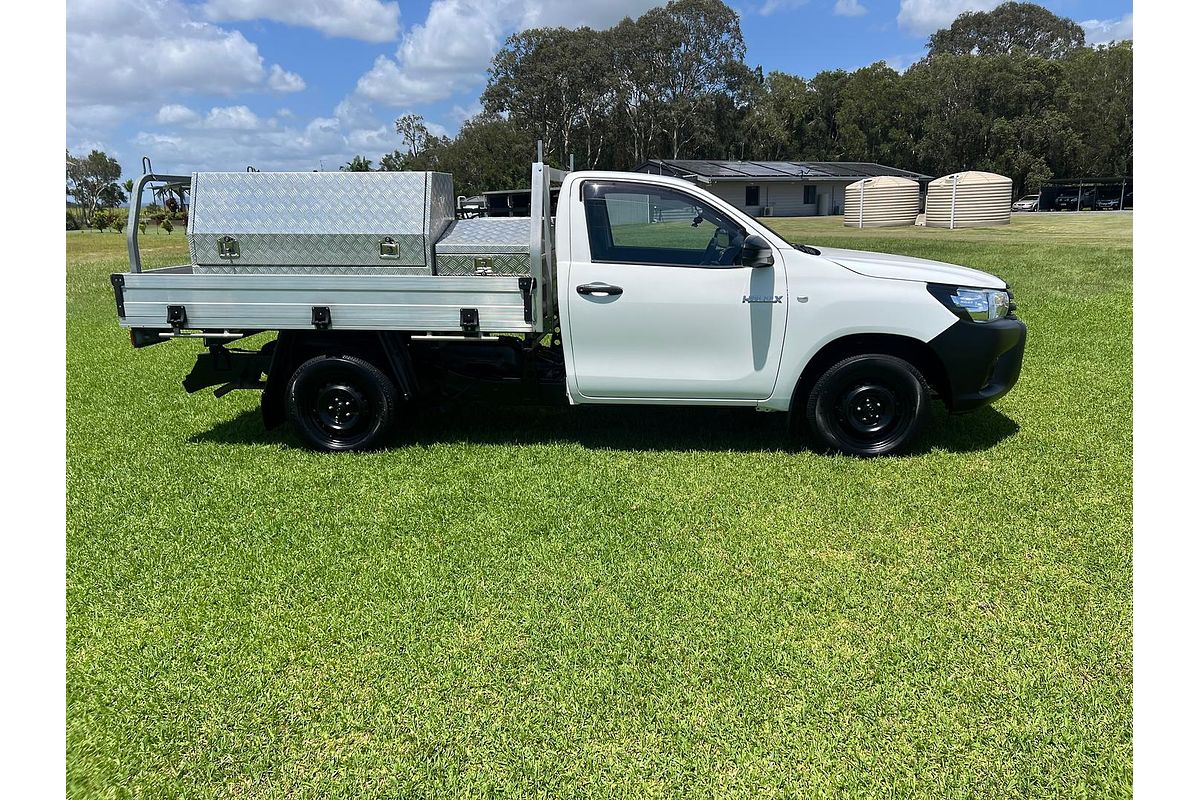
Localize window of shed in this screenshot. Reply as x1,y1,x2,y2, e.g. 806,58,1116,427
804,185,817,204
745,185,760,207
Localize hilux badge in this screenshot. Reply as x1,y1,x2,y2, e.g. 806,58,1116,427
742,295,783,303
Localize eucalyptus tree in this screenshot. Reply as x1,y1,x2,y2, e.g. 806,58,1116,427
927,1,1085,59
66,149,124,229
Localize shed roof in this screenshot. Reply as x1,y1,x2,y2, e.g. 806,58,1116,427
635,159,933,182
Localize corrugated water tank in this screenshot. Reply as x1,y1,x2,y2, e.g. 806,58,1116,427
925,171,1012,229
843,176,920,228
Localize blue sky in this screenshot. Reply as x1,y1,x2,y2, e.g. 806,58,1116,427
66,1,1133,180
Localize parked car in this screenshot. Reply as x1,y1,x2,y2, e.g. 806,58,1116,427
1053,190,1096,211
1012,195,1039,212
112,154,1026,457
1096,193,1131,210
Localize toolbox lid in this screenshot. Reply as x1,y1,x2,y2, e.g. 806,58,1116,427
189,171,452,235
435,217,531,254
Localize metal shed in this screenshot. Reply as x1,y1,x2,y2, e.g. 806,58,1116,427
843,176,920,228
634,160,932,218
925,171,1012,229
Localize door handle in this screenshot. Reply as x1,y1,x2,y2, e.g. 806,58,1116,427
576,282,623,297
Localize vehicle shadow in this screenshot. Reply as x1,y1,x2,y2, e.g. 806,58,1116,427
191,401,1018,456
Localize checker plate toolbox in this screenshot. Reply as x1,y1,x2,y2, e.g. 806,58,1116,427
188,171,455,275
115,158,565,336
434,218,532,276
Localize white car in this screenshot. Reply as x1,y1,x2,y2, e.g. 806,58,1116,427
1012,194,1039,212
114,161,1026,457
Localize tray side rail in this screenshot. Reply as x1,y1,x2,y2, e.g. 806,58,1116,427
116,272,536,334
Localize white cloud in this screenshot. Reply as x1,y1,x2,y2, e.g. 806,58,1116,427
354,1,664,108
1081,13,1132,45
897,0,1000,37
68,0,303,109
69,104,127,130
201,106,267,130
68,139,111,157
884,52,924,71
449,103,484,125
333,96,383,131
834,0,867,18
267,64,306,92
131,117,372,173
129,94,408,173
758,0,806,15
346,126,394,152
517,1,664,28
132,132,184,150
152,103,271,130
156,104,200,125
202,0,402,43
355,2,504,106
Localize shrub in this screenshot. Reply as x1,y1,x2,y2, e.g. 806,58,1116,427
67,210,79,231
160,218,174,235
93,209,114,233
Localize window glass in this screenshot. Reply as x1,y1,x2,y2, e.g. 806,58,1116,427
803,185,817,204
584,182,746,267
745,185,760,207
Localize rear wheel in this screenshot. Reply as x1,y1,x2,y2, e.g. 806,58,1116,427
804,354,931,457
285,354,398,452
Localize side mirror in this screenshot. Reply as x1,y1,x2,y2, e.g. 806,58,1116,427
741,234,774,268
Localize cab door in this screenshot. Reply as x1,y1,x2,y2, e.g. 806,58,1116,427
563,180,787,401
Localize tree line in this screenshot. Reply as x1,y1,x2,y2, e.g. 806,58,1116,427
371,0,1130,198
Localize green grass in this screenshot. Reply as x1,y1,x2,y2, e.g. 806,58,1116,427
66,215,1132,798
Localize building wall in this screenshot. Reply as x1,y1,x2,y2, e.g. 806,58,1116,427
704,181,847,218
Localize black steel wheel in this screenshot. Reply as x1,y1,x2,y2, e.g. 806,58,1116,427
285,354,398,452
805,354,931,457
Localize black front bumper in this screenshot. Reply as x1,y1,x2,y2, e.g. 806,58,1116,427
928,317,1027,413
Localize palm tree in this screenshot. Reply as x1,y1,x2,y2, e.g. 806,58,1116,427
340,156,374,172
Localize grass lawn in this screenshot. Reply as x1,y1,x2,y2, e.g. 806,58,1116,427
66,214,1132,798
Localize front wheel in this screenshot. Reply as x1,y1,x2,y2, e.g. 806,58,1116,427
804,354,931,457
285,354,399,452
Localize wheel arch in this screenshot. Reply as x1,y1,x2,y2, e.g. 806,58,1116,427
788,332,951,418
261,331,417,430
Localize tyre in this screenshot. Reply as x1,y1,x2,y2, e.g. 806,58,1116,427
285,354,399,452
804,354,931,457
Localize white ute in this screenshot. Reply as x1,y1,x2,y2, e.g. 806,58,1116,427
112,156,1026,456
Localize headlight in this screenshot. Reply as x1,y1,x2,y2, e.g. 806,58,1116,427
928,284,1013,322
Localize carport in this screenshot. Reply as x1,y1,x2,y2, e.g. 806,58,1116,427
1040,177,1132,211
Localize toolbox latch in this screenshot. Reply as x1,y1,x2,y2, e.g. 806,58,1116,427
473,256,494,275
379,237,401,259
311,306,331,329
460,308,479,333
217,236,240,260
